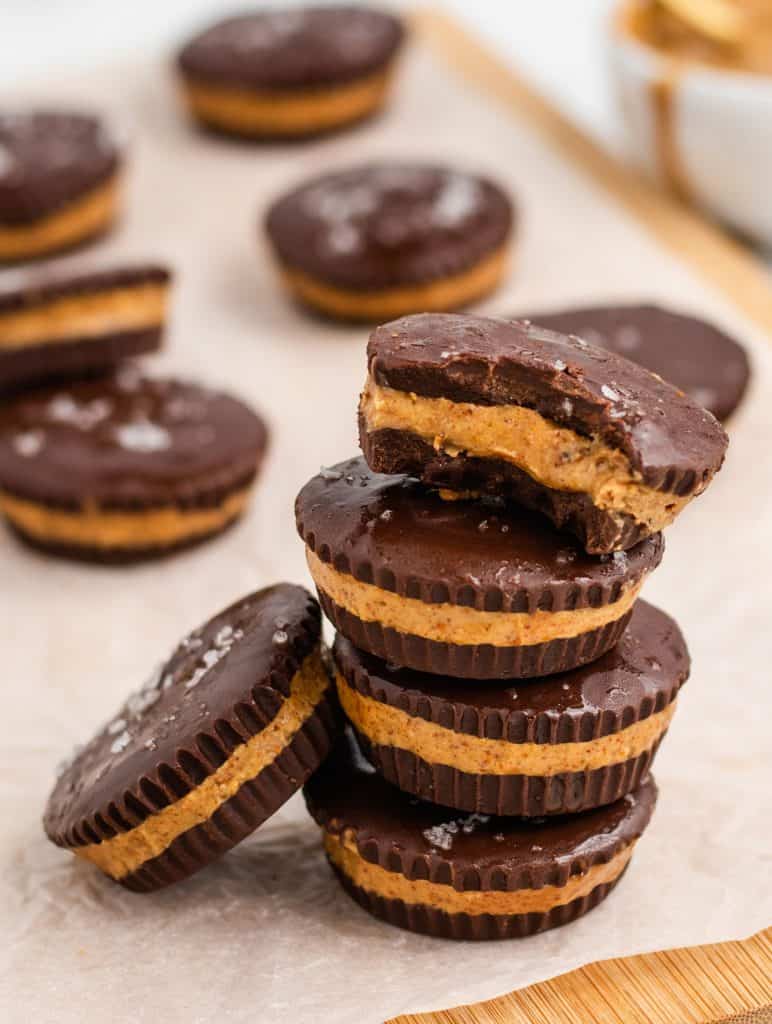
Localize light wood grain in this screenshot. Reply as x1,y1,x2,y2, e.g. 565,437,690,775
389,929,772,1024
414,8,772,335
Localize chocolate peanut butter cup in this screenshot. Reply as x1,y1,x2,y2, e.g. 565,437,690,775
0,371,268,561
334,600,688,816
305,731,657,940
177,7,404,139
295,457,663,679
44,584,341,892
360,313,729,553
0,111,123,263
0,263,172,392
266,164,514,321
519,303,750,423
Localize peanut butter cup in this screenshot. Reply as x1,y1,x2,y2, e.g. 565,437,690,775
334,600,688,817
266,164,514,321
177,7,404,139
0,111,123,263
0,262,172,392
295,457,663,679
0,371,268,561
44,585,340,892
360,313,729,553
305,730,658,940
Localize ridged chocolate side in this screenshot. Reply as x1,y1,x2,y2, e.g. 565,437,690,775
0,328,163,394
120,691,341,892
355,731,665,817
319,588,633,678
0,264,171,312
330,860,629,940
45,585,324,848
361,426,650,554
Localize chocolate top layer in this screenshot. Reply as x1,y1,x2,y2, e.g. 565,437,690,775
368,313,729,491
0,262,171,313
0,371,267,509
520,304,750,423
178,7,404,90
305,731,657,889
265,164,514,290
295,457,663,613
334,600,689,742
44,584,321,846
0,111,121,225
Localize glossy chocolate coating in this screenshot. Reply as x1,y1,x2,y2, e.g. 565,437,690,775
334,600,689,743
295,456,663,613
305,730,657,889
178,7,404,89
368,313,728,492
44,584,322,848
0,111,120,224
266,164,514,290
521,303,750,423
0,372,268,509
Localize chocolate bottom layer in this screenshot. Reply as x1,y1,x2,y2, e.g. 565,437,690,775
361,427,652,555
318,589,633,679
120,692,340,892
331,859,629,940
0,327,162,393
356,730,665,817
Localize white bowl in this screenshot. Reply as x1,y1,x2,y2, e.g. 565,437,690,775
609,1,772,247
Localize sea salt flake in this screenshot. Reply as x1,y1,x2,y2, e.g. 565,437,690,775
601,384,621,401
423,822,459,851
12,430,44,457
272,630,289,646
110,730,131,754
553,359,567,371
379,509,393,522
114,419,171,453
560,398,574,417
107,717,127,735
432,174,481,227
319,466,343,482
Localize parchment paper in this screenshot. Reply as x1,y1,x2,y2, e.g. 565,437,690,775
1,36,771,1024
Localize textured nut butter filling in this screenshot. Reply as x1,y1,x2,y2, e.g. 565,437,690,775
75,648,330,879
280,245,509,321
181,68,394,135
361,381,691,530
307,549,642,646
325,831,636,916
0,487,252,549
0,283,169,349
0,176,121,261
337,674,676,775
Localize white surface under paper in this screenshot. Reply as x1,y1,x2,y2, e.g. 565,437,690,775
1,40,771,1024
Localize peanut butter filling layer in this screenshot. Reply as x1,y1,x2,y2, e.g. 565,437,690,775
337,673,676,775
181,68,393,136
361,380,690,532
0,487,252,550
0,283,168,349
76,649,330,880
325,831,635,916
280,245,510,322
307,549,641,647
0,177,121,262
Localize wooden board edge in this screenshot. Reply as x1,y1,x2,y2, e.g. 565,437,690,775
387,926,772,1024
412,7,772,337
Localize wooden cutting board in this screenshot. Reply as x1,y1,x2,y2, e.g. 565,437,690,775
388,927,772,1023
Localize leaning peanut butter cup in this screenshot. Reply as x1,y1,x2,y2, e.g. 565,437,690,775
359,312,728,553
334,600,688,816
43,584,341,892
295,456,663,679
304,730,658,940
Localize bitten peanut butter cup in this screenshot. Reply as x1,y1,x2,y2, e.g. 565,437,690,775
359,313,729,554
0,262,172,392
304,731,657,940
295,456,663,679
44,585,341,892
0,111,123,263
177,7,404,139
519,304,750,423
265,164,514,321
0,371,268,561
334,600,688,817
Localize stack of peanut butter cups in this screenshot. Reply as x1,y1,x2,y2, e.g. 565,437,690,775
296,312,728,940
